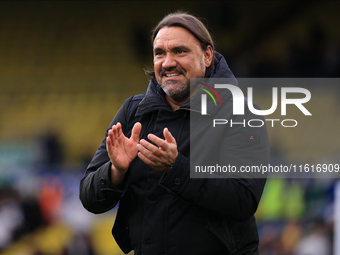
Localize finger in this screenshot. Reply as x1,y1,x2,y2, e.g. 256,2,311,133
137,142,159,160
108,127,115,143
163,128,176,144
116,122,123,138
139,139,163,156
130,122,141,143
106,135,114,154
137,151,170,172
137,151,160,169
110,122,122,141
106,135,111,148
147,133,167,150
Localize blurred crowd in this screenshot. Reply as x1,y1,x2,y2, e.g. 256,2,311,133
0,171,98,255
0,176,336,255
257,178,335,255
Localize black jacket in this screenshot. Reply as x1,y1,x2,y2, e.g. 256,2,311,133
79,52,269,255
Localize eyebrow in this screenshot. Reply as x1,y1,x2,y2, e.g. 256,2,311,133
153,45,191,54
172,45,190,52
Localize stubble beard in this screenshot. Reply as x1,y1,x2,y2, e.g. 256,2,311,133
159,59,205,103
160,79,191,103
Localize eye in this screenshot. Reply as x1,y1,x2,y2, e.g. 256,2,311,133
176,50,184,54
154,51,164,56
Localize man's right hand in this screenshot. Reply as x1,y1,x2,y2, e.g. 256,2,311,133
106,122,141,187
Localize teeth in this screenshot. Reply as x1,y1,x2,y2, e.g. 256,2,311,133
166,73,179,77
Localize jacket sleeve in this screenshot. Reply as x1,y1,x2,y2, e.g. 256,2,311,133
159,103,269,222
79,97,134,214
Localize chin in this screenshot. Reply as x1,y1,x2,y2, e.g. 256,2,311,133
165,86,190,102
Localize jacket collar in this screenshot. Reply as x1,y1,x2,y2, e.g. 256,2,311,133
135,78,170,116
135,51,238,117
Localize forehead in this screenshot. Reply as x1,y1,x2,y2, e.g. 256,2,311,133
153,26,202,50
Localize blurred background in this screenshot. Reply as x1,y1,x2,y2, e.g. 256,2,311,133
0,1,340,254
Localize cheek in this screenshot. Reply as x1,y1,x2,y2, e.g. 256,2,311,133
187,62,204,76
153,61,161,74
187,55,204,72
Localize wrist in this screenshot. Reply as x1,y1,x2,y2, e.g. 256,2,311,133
110,164,127,188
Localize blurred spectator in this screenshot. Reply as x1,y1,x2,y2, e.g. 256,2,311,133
0,188,23,250
293,219,332,255
62,233,95,255
38,177,63,225
14,195,44,238
39,132,64,166
281,222,302,254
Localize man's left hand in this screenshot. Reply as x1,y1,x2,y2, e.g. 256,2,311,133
137,128,178,173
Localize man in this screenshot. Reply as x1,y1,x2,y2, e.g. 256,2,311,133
80,12,269,255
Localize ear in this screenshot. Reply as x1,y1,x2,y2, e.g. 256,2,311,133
204,45,214,68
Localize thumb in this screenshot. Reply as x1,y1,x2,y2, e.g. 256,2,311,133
164,128,176,144
130,122,141,143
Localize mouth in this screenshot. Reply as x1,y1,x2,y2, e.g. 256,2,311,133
160,66,186,78
164,72,181,77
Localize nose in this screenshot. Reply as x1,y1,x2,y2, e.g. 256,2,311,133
162,53,176,69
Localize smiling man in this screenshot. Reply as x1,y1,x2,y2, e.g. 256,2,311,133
153,26,213,109
80,12,269,255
